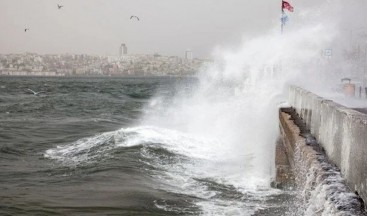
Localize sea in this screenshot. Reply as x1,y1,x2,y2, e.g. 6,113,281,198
0,76,298,216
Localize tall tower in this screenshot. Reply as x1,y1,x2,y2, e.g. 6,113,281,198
185,50,193,62
119,43,128,58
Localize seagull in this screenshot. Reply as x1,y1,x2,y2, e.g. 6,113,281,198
26,88,45,96
24,28,29,32
130,15,140,21
57,4,63,9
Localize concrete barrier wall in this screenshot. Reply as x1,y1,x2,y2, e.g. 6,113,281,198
289,86,367,203
277,108,365,214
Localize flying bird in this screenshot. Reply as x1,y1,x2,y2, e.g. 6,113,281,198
26,88,45,96
57,4,63,9
130,16,140,21
24,28,29,32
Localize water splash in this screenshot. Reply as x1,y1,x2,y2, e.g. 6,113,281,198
142,24,338,190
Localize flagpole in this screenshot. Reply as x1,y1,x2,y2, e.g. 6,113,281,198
281,0,284,35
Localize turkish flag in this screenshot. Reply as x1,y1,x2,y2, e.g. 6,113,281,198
282,1,294,12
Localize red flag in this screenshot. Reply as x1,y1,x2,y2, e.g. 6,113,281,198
282,1,294,12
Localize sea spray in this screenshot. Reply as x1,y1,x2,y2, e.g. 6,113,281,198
141,23,337,190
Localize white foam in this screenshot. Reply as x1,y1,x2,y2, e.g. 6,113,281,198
45,125,280,213
44,131,116,165
140,25,338,194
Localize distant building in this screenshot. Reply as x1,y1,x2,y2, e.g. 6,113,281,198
0,52,208,77
119,43,128,58
185,50,193,62
107,56,119,63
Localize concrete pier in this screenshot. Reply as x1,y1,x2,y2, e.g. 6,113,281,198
275,86,367,214
288,86,367,203
277,107,366,215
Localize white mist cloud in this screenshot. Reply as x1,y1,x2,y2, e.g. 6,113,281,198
139,0,367,190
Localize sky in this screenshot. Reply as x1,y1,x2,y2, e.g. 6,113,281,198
0,0,280,57
0,0,366,58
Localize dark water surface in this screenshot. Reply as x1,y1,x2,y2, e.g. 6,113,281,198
0,77,296,216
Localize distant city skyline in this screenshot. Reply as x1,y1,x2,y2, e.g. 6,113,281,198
0,52,209,77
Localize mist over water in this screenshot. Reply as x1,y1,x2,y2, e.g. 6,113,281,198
141,1,341,189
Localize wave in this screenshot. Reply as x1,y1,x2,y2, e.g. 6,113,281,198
0,145,25,156
44,126,252,174
44,125,283,215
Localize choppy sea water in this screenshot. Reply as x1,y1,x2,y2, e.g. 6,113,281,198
0,77,297,216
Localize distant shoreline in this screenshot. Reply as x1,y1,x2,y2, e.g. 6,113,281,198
0,53,209,78
0,74,198,79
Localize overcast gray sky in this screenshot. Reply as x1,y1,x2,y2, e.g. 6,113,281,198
0,0,366,57
0,0,281,57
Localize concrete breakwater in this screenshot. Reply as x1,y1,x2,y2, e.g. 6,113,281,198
275,85,367,214
288,86,367,204
277,107,365,215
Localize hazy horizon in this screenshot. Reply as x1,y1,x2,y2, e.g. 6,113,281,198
1,0,367,58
